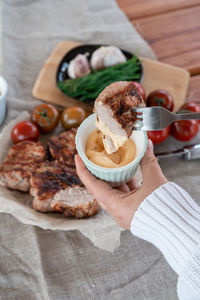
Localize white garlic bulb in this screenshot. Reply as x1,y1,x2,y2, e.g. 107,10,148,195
91,46,126,70
68,54,91,79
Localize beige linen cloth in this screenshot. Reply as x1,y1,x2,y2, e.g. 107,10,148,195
2,0,199,299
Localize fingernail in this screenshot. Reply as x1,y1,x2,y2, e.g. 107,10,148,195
147,139,154,152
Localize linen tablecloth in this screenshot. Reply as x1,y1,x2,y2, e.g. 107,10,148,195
1,0,199,299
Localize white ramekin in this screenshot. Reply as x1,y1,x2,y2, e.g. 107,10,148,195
0,76,8,125
76,114,148,186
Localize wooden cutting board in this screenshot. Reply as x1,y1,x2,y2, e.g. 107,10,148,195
32,41,190,112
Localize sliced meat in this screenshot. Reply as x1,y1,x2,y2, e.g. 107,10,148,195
0,141,46,192
94,81,145,154
30,160,100,218
52,187,100,219
48,128,77,167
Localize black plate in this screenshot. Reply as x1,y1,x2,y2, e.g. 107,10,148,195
56,44,143,101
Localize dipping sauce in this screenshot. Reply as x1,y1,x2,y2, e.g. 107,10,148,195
86,129,136,168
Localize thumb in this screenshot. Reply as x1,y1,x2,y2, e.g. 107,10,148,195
140,139,167,190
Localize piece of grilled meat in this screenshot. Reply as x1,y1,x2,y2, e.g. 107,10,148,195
48,128,77,167
0,141,46,192
30,160,99,218
94,81,145,154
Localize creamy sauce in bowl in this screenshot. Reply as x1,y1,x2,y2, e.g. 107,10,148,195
86,129,136,168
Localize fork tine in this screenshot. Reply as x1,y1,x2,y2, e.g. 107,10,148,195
134,108,144,113
133,107,175,130
132,125,144,131
132,121,143,130
132,112,144,130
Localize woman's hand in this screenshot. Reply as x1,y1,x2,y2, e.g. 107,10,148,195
75,140,167,229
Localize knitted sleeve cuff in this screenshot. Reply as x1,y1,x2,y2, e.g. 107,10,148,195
131,182,200,275
177,244,200,300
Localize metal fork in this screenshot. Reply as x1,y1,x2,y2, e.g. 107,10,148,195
133,106,200,131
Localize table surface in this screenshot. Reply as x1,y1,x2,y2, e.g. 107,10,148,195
117,0,200,103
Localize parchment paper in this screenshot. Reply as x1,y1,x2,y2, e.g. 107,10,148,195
0,111,142,252
0,1,181,299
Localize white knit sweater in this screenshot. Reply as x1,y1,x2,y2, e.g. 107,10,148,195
131,182,200,300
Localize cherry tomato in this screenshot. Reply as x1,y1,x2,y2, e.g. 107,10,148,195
147,126,170,144
131,81,146,101
146,89,174,111
31,104,60,133
171,120,199,141
61,106,87,130
181,101,200,113
180,101,200,124
11,121,39,144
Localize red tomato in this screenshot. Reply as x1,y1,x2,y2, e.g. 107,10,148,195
131,81,146,101
180,101,200,113
146,89,174,111
147,126,170,144
11,121,40,144
171,120,199,141
31,104,60,133
180,101,200,123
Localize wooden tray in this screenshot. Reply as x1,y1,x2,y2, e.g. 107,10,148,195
32,41,190,112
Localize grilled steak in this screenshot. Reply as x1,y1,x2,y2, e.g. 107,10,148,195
30,160,100,218
48,128,77,167
0,141,46,192
51,188,100,218
94,81,145,154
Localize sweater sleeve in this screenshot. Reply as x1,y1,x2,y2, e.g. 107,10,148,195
130,182,200,300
